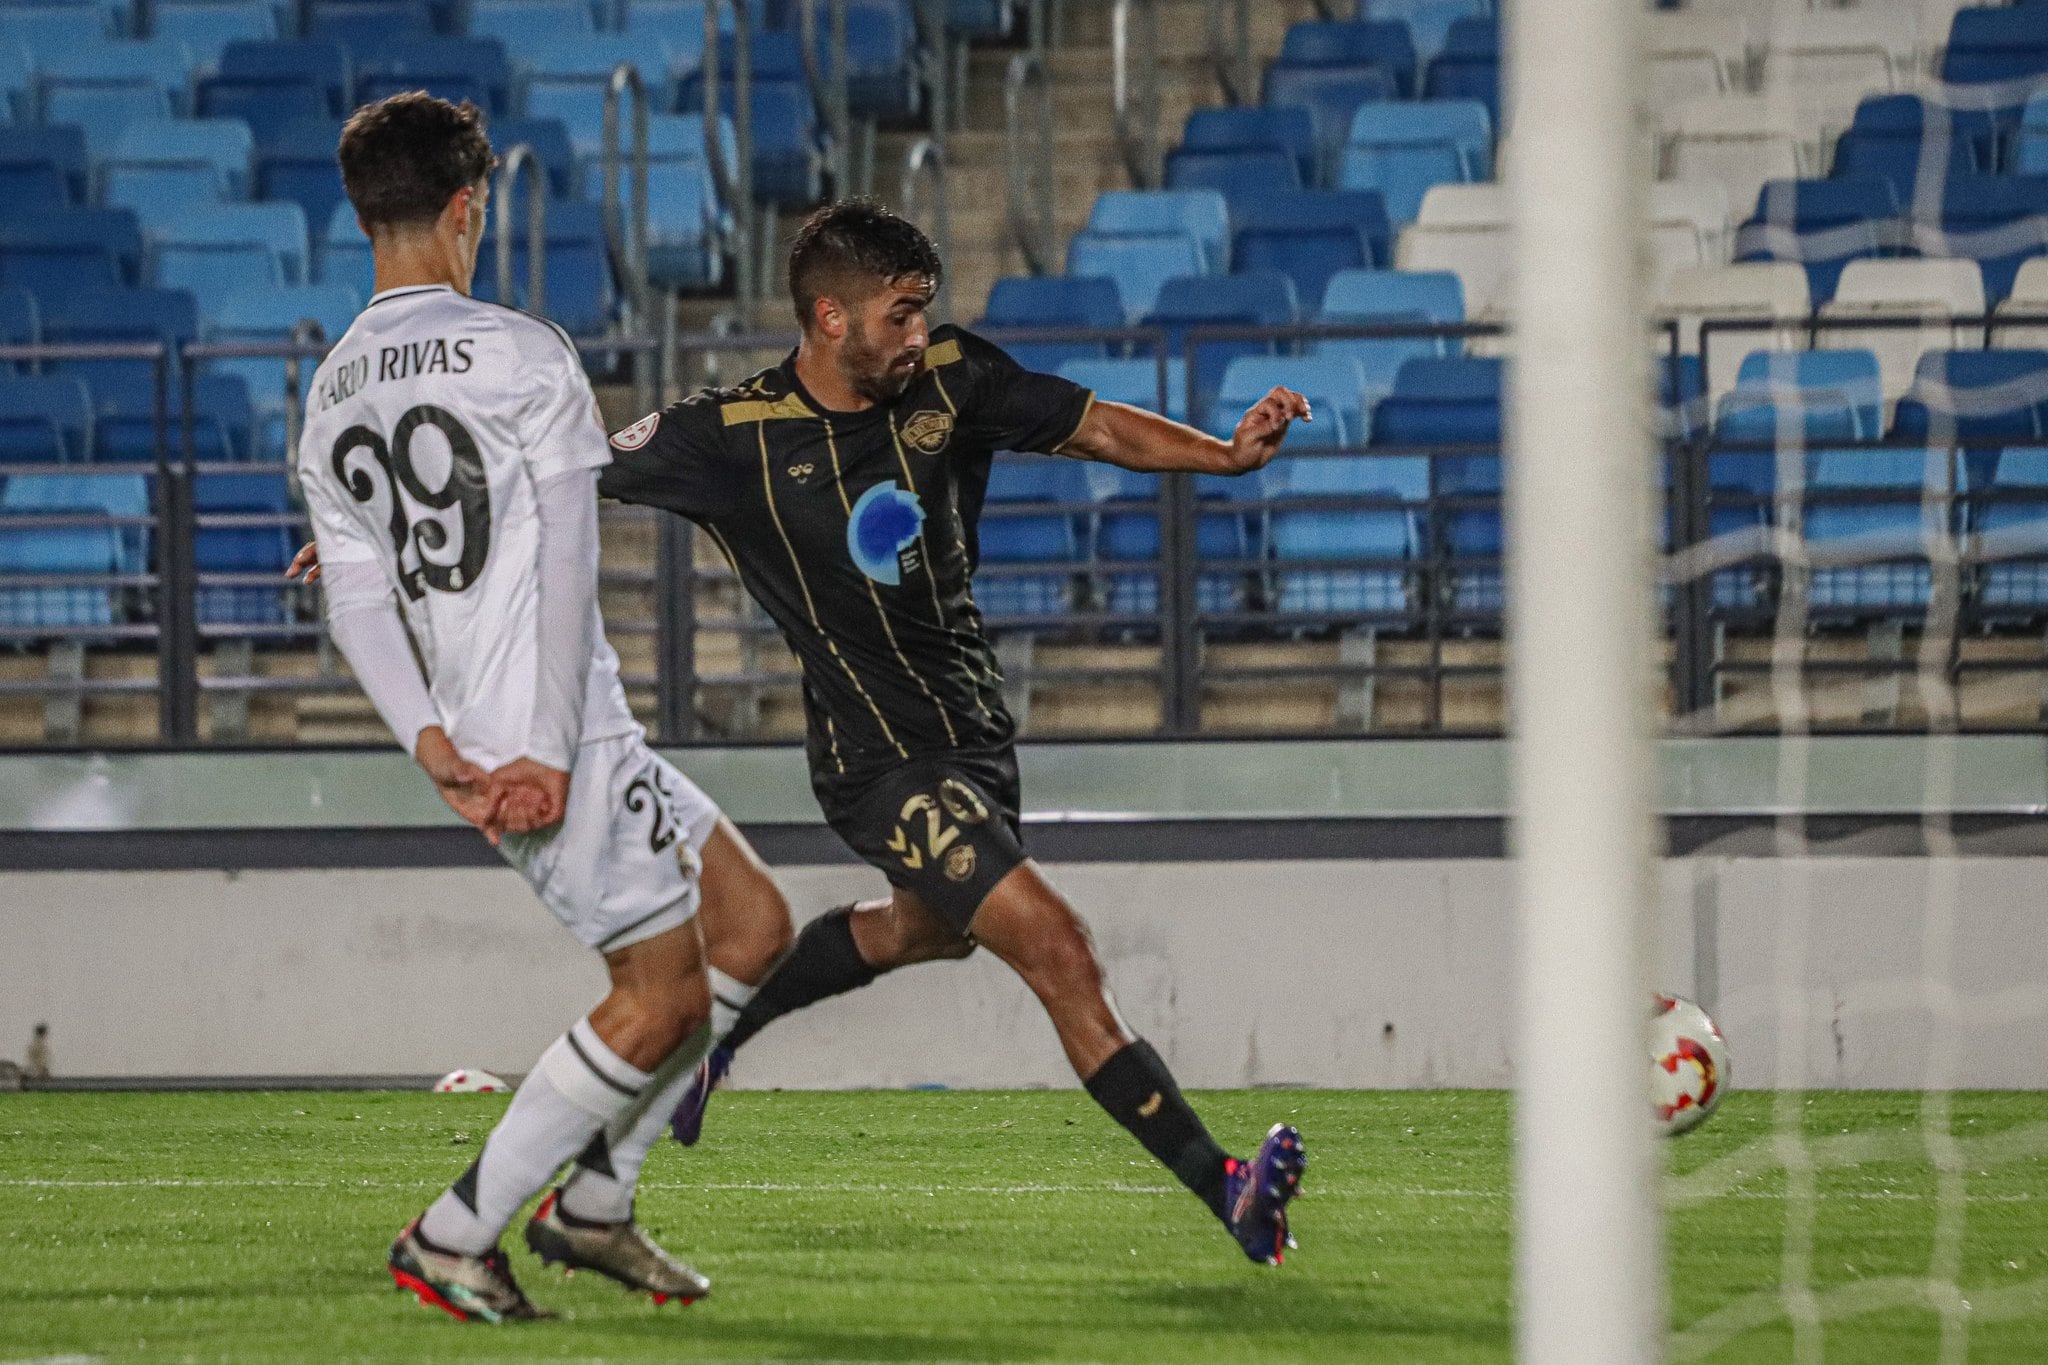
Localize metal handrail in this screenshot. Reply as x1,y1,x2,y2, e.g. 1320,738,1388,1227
494,141,548,315
899,137,952,323
1204,0,1253,107
602,62,652,333
912,0,951,142
704,0,758,311
1111,0,1161,189
800,0,853,194
1003,51,1055,276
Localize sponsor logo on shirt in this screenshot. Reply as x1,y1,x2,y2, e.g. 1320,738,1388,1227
847,481,925,586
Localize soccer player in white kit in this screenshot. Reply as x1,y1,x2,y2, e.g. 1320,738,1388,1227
297,93,792,1322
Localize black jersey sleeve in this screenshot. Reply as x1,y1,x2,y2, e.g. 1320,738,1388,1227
597,392,736,519
947,326,1095,455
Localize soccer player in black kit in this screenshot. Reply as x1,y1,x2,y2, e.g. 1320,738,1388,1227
603,200,1312,1265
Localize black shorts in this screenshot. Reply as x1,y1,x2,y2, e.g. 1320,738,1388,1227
818,749,1026,935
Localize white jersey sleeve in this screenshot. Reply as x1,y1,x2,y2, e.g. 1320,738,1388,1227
295,286,642,772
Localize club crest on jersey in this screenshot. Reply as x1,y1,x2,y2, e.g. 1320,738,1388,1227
902,410,954,455
847,481,925,586
610,413,660,451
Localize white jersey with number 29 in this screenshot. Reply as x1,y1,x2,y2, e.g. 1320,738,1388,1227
297,284,639,771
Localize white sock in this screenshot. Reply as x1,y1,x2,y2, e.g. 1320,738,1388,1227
418,1017,650,1254
708,967,758,1042
557,1023,714,1224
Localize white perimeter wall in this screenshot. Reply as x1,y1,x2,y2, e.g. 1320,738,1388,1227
2,856,2044,1089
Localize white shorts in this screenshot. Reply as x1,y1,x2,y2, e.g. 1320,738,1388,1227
498,732,722,953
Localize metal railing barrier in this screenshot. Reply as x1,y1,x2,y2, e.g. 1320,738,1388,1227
800,0,858,194
603,61,652,335
494,141,548,316
1004,49,1056,275
1112,0,1162,190
705,0,762,315
1204,0,1254,107
899,137,952,323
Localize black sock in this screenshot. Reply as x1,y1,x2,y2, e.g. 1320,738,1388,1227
1083,1039,1231,1221
722,906,880,1053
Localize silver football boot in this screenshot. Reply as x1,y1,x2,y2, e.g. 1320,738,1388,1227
388,1217,553,1322
524,1189,713,1305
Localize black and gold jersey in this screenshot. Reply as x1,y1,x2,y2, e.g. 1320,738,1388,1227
598,325,1094,801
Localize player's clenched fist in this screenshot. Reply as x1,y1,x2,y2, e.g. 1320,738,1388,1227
491,758,571,835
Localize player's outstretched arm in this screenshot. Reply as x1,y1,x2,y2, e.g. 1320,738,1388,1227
1059,385,1311,477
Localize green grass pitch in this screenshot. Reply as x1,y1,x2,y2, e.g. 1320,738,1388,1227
2,1089,2046,1362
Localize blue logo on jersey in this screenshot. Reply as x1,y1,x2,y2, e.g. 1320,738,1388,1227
847,481,925,585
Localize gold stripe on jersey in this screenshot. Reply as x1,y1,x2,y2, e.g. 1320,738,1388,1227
753,421,905,759
1052,391,1097,455
821,419,960,746
722,393,817,426
886,410,995,726
924,338,963,369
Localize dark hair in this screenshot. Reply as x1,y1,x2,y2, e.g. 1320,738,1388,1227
338,92,495,231
787,198,942,327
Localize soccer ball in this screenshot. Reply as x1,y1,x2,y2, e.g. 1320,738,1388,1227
1650,995,1728,1136
433,1069,511,1094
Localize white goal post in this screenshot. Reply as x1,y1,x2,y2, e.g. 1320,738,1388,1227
1506,0,1665,1358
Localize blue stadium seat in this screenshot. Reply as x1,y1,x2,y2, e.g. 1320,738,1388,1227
1421,17,1497,122
1831,95,1991,203
977,275,1123,373
1804,444,1942,617
620,0,717,65
306,0,432,58
154,202,310,317
40,43,194,160
976,453,1087,620
101,118,255,234
1055,356,1189,424
1086,189,1230,274
152,0,278,73
1733,176,1900,304
1374,354,1502,444
252,119,348,241
1181,106,1318,185
832,0,918,120
1718,349,1886,441
0,39,33,122
617,112,734,287
0,286,37,370
1894,350,2048,446
318,202,372,295
1315,268,1464,403
206,283,360,456
0,4,112,65
1375,0,1486,65
0,376,92,462
1264,446,1424,619
466,0,594,48
943,0,1008,37
1144,272,1300,421
42,286,199,396
525,36,671,155
199,38,350,123
0,207,144,301
1087,459,1253,619
1163,147,1302,217
2015,93,2048,174
1067,229,1206,325
0,125,88,209
1231,189,1390,307
0,473,131,631
1262,67,1396,182
193,466,295,624
491,115,579,198
472,198,613,334
357,36,512,114
1210,354,1367,446
671,31,821,204
1917,174,2048,303
1275,19,1418,98
1338,100,1490,225
1942,7,2048,88
1973,445,2048,612
91,368,252,463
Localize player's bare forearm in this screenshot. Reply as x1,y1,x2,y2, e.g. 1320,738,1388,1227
1058,387,1312,477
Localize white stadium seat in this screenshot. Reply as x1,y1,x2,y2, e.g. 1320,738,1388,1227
1663,96,1811,223
1657,261,1814,404
1819,258,1987,405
